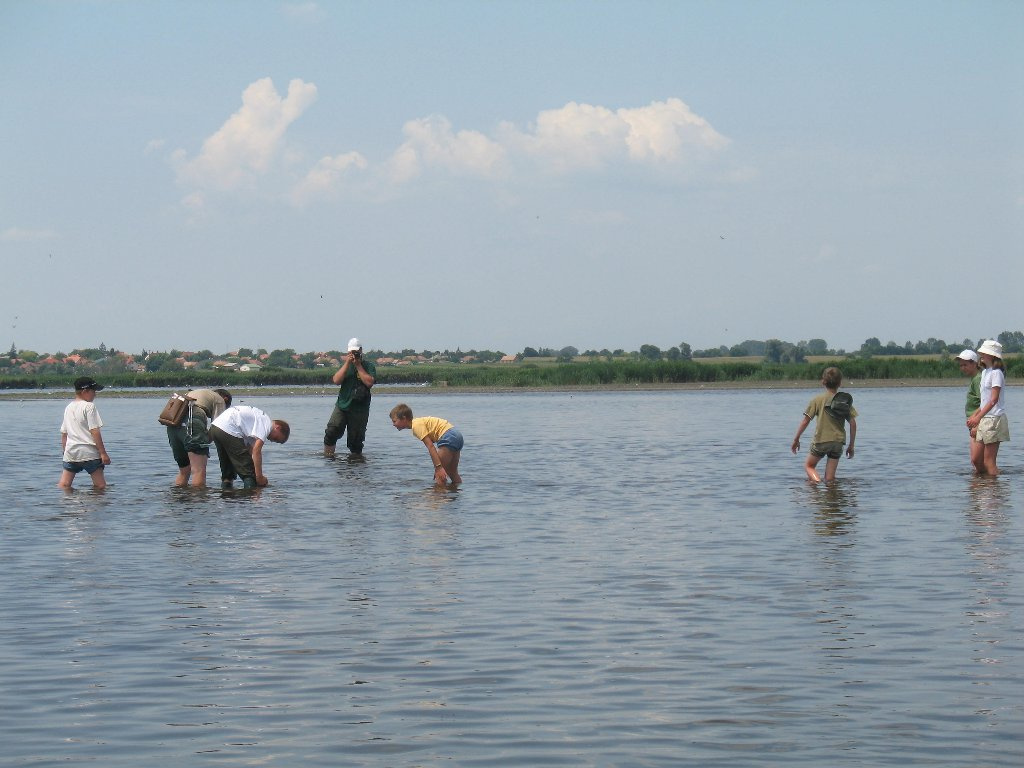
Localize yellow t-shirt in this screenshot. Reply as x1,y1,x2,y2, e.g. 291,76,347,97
411,416,453,443
804,392,858,444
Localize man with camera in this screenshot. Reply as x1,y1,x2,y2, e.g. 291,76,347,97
323,337,377,457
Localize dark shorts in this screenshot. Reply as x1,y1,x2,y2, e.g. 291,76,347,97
810,441,844,460
167,408,212,467
63,458,104,474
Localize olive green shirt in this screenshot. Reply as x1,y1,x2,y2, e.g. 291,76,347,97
804,391,858,444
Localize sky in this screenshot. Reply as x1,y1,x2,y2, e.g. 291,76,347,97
2,1,1022,357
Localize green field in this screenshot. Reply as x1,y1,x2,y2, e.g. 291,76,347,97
4,354,1020,393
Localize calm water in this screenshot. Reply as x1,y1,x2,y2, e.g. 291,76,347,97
1,388,1021,767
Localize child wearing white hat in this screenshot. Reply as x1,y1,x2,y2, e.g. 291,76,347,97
956,349,983,469
967,340,1009,476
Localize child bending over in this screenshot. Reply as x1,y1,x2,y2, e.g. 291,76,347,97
390,403,464,485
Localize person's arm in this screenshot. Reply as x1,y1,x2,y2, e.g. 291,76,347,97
250,438,268,486
61,432,68,452
791,415,811,454
421,436,448,484
967,385,1001,429
845,417,856,459
354,358,375,387
91,428,111,465
331,356,352,385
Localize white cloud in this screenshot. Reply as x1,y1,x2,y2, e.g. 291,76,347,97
388,98,728,183
499,98,728,172
290,151,369,205
170,89,729,206
1,227,58,242
386,115,506,184
501,102,628,171
174,78,318,192
618,98,729,161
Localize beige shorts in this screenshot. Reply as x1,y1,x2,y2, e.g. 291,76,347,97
976,413,1010,444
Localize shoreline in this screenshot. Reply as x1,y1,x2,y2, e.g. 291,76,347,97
0,378,999,401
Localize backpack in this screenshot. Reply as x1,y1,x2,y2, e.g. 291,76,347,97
157,392,194,427
825,391,853,421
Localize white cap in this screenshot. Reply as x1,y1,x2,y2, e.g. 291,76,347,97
977,339,1003,359
956,349,978,363
347,337,362,351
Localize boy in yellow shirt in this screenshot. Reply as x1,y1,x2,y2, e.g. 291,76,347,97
389,403,463,485
791,367,858,482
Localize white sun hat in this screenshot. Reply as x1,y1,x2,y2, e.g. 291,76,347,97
977,339,1003,359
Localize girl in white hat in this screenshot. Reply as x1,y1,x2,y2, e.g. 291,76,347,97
967,339,1009,475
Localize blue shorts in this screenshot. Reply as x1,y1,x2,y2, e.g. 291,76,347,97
436,428,464,451
63,458,104,475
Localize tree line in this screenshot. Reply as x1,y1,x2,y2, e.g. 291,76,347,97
4,331,1023,381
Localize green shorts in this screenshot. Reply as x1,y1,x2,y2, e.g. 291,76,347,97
167,407,212,467
810,440,844,459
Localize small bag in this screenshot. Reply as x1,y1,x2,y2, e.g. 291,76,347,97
158,392,193,427
350,380,371,404
826,391,853,421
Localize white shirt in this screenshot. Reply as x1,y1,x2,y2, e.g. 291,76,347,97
61,399,103,462
979,368,1006,417
212,405,272,446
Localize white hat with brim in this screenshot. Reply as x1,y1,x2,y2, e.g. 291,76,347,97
977,340,1003,359
347,337,362,351
957,349,979,363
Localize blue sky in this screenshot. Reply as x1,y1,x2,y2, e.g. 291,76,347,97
2,0,1021,356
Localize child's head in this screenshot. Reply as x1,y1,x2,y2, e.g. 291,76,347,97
977,339,1005,370
821,367,842,390
215,388,232,408
74,376,103,399
390,403,413,429
956,349,979,376
269,419,290,443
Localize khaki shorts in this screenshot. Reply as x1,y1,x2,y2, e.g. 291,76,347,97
976,414,1010,444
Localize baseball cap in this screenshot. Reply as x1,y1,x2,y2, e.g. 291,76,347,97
74,376,104,391
956,349,978,363
347,337,362,351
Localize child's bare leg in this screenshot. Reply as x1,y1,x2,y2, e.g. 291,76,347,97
972,440,988,475
982,443,1000,477
804,453,822,482
969,432,983,470
823,457,841,482
174,465,190,486
438,447,462,484
58,470,75,488
90,468,107,490
189,453,208,487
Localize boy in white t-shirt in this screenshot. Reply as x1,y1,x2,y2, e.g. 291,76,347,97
58,376,111,489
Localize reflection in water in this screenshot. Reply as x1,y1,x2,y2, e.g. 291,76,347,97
809,480,859,539
962,476,1011,717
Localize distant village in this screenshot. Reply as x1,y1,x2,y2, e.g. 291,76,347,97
1,344,526,376
6,333,1024,377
